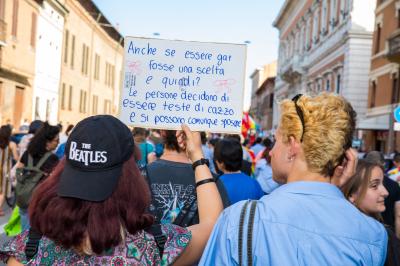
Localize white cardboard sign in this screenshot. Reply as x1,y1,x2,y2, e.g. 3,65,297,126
119,36,246,133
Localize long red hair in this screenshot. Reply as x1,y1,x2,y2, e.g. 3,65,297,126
29,156,154,254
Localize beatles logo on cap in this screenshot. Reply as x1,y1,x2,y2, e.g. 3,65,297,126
69,141,108,166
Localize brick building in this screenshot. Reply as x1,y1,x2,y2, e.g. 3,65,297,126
364,0,400,153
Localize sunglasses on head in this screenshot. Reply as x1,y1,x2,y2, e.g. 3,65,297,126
291,94,305,142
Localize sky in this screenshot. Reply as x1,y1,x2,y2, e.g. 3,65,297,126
92,0,285,110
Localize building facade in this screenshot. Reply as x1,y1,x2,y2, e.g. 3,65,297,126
273,0,375,131
58,0,123,126
0,0,39,128
365,0,400,153
33,0,67,124
250,61,277,131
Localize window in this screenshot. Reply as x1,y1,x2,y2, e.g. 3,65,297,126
35,97,40,119
336,74,341,94
103,99,111,114
68,85,73,110
105,62,109,86
326,78,330,91
11,0,18,37
70,35,75,68
81,44,89,75
299,26,304,54
111,65,115,88
61,83,66,110
269,93,274,108
370,81,376,108
46,99,50,121
92,95,98,114
0,0,5,21
321,0,328,34
375,24,381,54
94,54,100,80
330,0,338,29
104,62,115,88
398,9,400,28
79,90,87,113
312,9,320,43
392,74,399,104
64,30,69,64
30,12,37,48
85,46,89,75
340,0,348,20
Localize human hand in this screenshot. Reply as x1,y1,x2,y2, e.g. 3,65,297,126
176,124,204,162
331,148,358,188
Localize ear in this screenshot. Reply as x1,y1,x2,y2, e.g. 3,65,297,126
348,193,357,204
216,161,225,172
288,135,301,157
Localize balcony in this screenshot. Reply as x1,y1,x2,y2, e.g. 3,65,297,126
0,19,6,46
279,55,303,83
387,29,400,63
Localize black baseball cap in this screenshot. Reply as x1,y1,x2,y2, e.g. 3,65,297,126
58,115,134,201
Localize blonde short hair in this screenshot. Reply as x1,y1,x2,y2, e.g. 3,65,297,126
279,93,356,176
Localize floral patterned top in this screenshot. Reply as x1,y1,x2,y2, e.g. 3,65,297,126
0,224,191,265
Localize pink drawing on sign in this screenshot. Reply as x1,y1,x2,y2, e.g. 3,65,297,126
127,61,142,75
213,79,236,93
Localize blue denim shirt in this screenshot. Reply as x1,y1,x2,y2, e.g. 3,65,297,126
199,181,388,266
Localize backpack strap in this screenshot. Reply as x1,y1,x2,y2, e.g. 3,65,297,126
238,200,257,266
27,154,34,168
145,224,167,258
25,228,42,262
238,200,250,266
247,201,257,266
34,152,53,170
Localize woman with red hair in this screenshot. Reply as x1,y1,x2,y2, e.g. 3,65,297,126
0,115,223,265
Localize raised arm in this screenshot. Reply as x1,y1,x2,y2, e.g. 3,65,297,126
173,125,223,266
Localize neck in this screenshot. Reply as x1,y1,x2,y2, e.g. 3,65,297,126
161,149,190,163
222,170,241,174
286,159,329,184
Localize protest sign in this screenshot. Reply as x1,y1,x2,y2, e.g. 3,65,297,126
119,37,246,133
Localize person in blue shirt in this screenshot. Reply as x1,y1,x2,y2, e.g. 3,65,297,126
214,138,264,204
199,93,388,266
250,137,264,157
255,146,280,194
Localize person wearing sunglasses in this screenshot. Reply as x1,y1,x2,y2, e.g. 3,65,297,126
199,93,388,266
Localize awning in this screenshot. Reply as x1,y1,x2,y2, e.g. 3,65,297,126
0,68,30,86
357,114,390,130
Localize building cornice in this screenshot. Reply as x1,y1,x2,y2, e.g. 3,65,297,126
273,0,291,28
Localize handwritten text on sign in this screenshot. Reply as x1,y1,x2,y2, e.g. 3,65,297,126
119,37,246,133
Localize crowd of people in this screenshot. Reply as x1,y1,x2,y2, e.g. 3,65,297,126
0,93,398,265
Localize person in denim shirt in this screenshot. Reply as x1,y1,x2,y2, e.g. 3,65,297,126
200,93,388,266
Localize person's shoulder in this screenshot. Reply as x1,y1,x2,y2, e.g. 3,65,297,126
149,159,191,169
218,200,258,228
0,231,30,264
48,153,59,163
384,175,400,189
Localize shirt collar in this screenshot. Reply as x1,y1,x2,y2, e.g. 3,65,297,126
276,181,345,198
